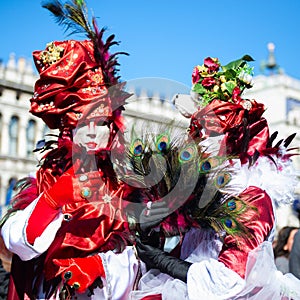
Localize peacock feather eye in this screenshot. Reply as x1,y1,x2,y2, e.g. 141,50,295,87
227,200,236,211
155,133,170,152
223,197,247,214
130,138,144,156
199,156,222,173
179,144,197,163
225,218,233,228
222,218,238,233
214,171,232,188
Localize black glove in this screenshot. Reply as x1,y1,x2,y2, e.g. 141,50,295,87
139,200,170,234
135,237,191,283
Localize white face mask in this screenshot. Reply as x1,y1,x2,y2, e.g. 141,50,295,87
73,120,110,151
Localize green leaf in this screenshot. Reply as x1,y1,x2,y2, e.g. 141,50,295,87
224,69,236,79
222,55,254,72
241,54,255,62
223,81,236,94
193,83,207,95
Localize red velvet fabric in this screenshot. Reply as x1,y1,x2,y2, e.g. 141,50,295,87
26,197,59,245
43,176,130,280
189,98,270,167
190,99,245,135
218,118,270,158
218,186,275,278
30,40,111,129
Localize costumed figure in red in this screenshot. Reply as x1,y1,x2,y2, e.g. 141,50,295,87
0,1,143,299
128,56,300,299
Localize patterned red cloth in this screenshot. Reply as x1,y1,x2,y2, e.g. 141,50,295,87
30,40,112,129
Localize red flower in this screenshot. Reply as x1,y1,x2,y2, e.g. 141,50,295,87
202,77,216,88
192,66,200,84
204,57,220,73
232,86,242,103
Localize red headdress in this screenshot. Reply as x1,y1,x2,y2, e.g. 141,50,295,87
30,0,130,132
30,0,131,192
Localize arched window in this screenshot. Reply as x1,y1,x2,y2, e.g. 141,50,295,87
5,177,17,205
26,119,36,155
9,116,19,156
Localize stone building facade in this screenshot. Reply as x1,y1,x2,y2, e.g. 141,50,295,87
0,54,46,214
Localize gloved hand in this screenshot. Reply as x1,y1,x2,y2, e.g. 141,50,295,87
53,255,105,294
135,237,191,283
139,200,170,234
42,167,105,210
26,167,104,245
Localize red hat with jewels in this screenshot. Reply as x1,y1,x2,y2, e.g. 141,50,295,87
30,0,130,132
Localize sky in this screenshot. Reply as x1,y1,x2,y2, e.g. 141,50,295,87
1,0,300,88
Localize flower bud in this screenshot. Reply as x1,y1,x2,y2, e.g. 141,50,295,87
221,83,227,92
213,85,220,93
219,75,226,83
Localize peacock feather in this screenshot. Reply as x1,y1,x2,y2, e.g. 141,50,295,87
122,122,254,240
190,194,258,243
198,156,229,173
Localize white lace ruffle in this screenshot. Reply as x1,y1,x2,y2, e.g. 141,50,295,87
233,241,300,299
130,230,300,300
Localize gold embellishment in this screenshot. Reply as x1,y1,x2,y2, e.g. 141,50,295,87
72,282,80,290
89,103,111,117
80,187,92,199
40,42,64,67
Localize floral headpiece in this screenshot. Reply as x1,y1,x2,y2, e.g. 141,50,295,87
189,55,268,157
30,0,130,130
191,55,255,109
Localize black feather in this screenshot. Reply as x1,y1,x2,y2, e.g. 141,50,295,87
284,133,297,148
267,131,278,148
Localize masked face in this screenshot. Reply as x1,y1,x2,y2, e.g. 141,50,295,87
73,119,110,151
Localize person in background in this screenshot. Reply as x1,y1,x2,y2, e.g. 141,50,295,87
289,229,300,279
273,226,298,274
0,261,9,300
0,235,11,300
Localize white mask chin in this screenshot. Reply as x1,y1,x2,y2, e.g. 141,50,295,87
73,121,110,151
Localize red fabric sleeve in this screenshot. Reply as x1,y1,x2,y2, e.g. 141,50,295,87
25,195,60,245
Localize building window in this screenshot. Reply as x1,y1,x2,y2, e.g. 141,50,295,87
26,119,36,155
9,116,19,156
5,177,17,205
287,98,300,126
